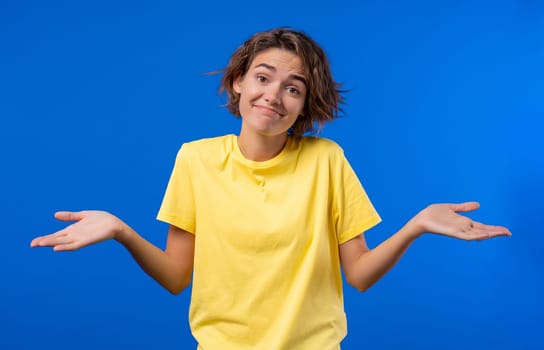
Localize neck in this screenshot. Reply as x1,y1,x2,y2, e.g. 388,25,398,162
237,128,288,162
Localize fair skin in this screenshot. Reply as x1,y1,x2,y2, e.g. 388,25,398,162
30,48,511,296
234,48,306,161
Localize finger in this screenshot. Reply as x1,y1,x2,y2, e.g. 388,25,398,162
464,226,492,240
30,229,70,247
473,222,512,236
54,211,85,222
30,237,41,247
30,233,57,247
462,225,511,241
34,235,73,247
454,225,497,241
450,201,480,213
53,242,80,252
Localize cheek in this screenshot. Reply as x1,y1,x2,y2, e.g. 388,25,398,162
287,99,306,116
289,92,306,114
237,90,257,116
239,87,259,106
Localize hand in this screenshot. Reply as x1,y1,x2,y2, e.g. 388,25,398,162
411,202,512,241
30,211,124,251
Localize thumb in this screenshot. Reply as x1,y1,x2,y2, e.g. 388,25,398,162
450,201,480,213
54,211,85,222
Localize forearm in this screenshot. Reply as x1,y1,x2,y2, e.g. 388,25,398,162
346,219,423,292
115,223,191,295
344,201,511,292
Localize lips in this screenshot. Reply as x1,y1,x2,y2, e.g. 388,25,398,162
253,104,284,118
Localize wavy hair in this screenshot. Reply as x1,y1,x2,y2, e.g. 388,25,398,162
219,28,344,136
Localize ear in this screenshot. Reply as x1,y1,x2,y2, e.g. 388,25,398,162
233,75,242,94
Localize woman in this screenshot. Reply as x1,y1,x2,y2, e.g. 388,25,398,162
31,28,511,349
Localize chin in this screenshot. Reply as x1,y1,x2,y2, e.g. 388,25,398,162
248,121,279,135
242,115,294,137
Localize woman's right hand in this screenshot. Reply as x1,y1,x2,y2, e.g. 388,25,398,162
30,211,125,251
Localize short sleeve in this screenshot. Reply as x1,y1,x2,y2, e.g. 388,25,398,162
156,144,196,234
333,152,381,244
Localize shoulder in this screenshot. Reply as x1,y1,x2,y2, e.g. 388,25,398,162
298,136,345,158
178,134,234,157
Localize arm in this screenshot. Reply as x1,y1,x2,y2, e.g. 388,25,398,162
339,202,511,292
30,211,194,295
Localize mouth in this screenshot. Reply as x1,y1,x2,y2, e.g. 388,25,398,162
253,104,285,118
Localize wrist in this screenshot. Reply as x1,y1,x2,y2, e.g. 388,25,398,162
112,219,132,245
403,215,426,240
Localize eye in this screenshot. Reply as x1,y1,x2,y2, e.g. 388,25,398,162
286,86,301,96
256,75,267,83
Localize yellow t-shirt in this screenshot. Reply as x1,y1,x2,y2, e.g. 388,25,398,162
157,134,381,350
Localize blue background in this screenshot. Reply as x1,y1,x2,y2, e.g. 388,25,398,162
2,1,543,349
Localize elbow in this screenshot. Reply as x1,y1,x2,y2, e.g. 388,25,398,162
355,284,371,293
168,282,189,295
168,286,184,295
345,274,372,293
349,281,371,293
166,276,191,295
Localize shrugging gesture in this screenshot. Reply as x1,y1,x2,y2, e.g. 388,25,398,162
30,211,123,251
30,27,512,349
410,201,511,240
31,210,194,294
339,201,511,292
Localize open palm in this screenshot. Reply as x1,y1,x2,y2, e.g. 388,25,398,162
30,211,123,251
414,202,511,240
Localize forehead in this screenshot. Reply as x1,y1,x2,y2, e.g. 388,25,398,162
249,48,305,76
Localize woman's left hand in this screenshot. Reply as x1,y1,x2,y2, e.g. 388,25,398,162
411,202,512,241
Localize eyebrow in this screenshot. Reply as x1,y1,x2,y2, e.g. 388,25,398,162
255,63,307,87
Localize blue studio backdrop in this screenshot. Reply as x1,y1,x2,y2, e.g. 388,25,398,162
1,1,543,349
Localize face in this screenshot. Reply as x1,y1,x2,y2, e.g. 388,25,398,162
233,48,307,138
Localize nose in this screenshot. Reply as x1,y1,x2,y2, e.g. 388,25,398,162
263,83,281,104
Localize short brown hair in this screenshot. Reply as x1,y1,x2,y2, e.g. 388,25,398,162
219,28,344,136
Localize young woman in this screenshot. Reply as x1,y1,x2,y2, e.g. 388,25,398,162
31,28,511,349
